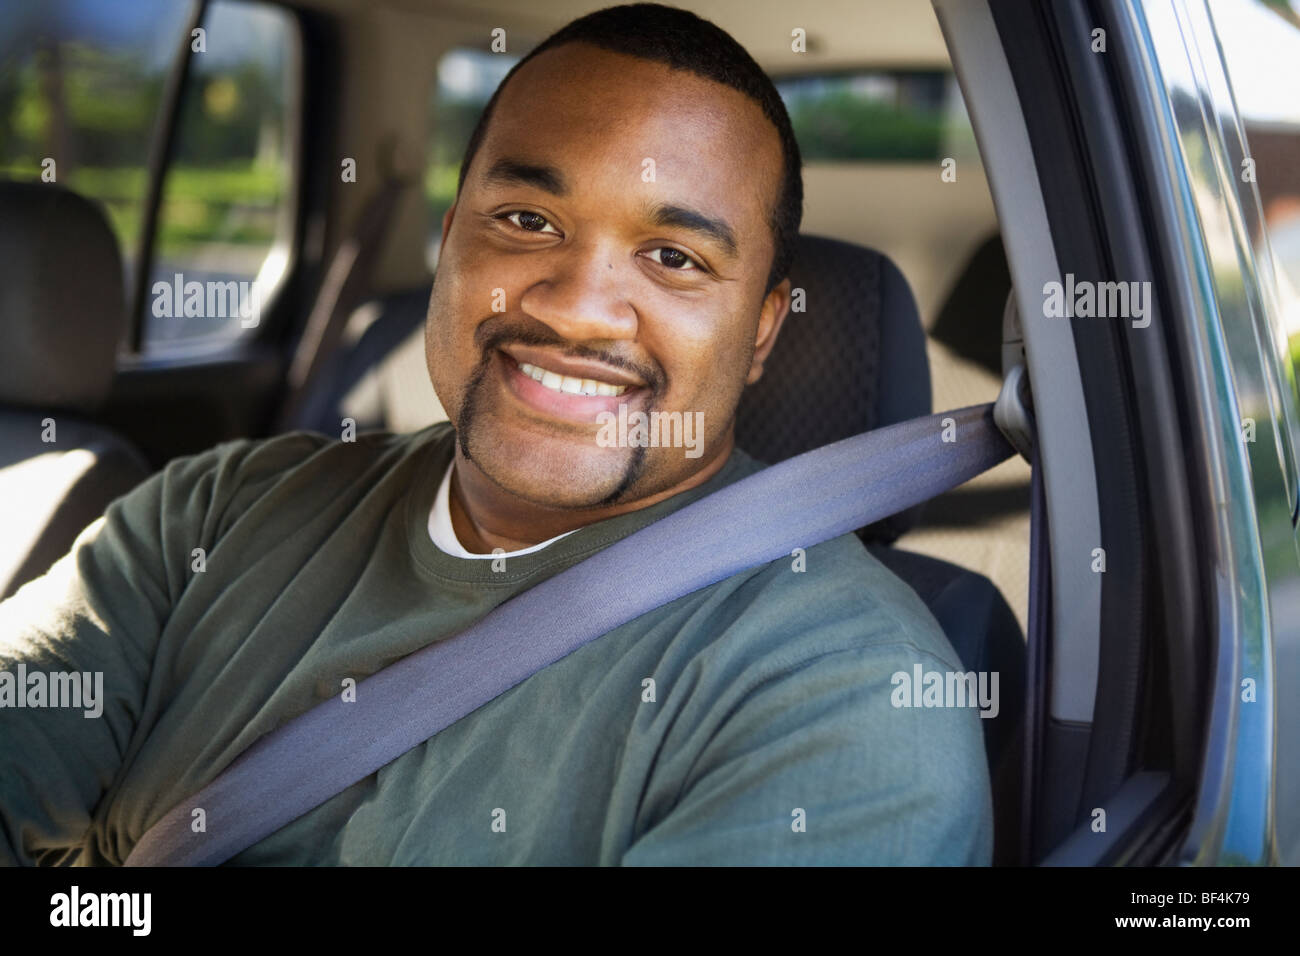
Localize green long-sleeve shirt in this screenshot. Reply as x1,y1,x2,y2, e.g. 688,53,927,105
0,423,993,865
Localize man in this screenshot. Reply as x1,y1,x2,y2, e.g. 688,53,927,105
0,3,992,865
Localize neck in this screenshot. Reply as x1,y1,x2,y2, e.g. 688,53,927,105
447,437,735,554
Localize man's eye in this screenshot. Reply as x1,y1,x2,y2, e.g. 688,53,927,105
647,247,701,271
500,211,559,234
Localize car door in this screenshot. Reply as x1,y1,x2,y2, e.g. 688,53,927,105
937,0,1300,865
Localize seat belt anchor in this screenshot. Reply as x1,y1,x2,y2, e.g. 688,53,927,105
995,290,1036,463
994,363,1035,463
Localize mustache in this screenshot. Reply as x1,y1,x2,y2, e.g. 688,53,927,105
473,317,664,393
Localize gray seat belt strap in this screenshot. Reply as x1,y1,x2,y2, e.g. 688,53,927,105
125,402,1013,866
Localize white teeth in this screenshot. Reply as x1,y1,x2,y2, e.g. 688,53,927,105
517,361,628,396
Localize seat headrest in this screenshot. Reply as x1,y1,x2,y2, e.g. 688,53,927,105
736,233,932,543
0,179,126,414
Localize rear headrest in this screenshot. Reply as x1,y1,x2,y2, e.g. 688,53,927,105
0,179,126,414
736,233,931,542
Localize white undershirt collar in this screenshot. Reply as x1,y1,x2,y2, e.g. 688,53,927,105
428,462,577,559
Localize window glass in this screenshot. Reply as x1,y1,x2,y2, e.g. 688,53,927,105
774,70,978,163
1139,0,1299,863
1211,0,1300,421
145,0,299,354
0,0,194,280
426,48,519,271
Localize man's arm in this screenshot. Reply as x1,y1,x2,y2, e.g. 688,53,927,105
0,483,171,863
0,438,266,865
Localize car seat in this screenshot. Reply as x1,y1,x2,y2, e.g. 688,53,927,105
0,180,152,599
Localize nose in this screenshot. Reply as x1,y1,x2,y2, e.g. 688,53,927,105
518,240,638,343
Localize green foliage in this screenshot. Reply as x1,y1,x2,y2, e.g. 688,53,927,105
173,63,285,166
425,163,460,206
789,91,947,162
0,35,286,256
0,43,163,167
1,40,282,170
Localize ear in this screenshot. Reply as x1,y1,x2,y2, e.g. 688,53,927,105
745,277,792,386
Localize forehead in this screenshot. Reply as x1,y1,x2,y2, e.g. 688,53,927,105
475,43,783,245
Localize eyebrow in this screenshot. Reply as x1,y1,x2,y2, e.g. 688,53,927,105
647,202,738,259
481,159,569,196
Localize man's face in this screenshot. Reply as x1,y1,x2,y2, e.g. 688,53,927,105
425,42,789,510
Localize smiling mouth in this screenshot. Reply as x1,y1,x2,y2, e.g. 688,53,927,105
494,348,650,425
515,360,630,397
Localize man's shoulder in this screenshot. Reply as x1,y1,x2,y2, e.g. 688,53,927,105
101,423,456,552
154,422,454,503
626,526,994,865
660,444,966,675
690,526,963,677
197,421,454,477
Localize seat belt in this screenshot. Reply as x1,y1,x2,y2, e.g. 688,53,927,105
125,401,1017,866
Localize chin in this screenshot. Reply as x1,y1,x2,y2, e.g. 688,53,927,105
467,423,642,510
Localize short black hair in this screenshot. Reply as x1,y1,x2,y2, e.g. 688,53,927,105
455,3,803,295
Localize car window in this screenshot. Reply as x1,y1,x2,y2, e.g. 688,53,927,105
1140,0,1300,862
0,0,299,358
145,0,299,355
425,47,519,271
1210,0,1300,476
1147,0,1300,512
0,0,194,281
773,70,978,163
